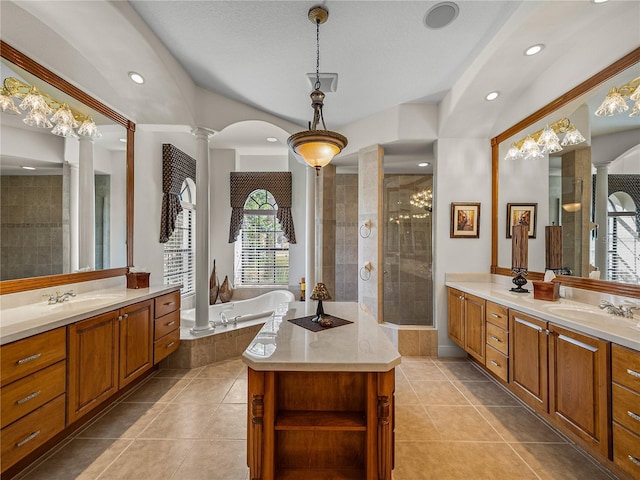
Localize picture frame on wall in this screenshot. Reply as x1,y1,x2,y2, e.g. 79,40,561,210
507,203,537,238
450,202,480,238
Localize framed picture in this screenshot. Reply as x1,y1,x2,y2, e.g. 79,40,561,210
507,203,537,238
450,202,480,238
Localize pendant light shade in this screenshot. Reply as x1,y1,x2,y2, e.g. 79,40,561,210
287,6,347,173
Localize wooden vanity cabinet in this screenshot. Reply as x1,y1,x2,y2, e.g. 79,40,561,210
612,345,640,479
447,288,485,363
153,291,181,364
485,302,509,382
119,300,154,388
0,328,67,474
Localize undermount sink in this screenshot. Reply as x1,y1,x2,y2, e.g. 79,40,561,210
543,303,618,322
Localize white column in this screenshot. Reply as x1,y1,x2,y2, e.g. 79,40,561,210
192,127,216,334
78,137,95,270
69,162,79,272
305,167,316,301
594,164,609,275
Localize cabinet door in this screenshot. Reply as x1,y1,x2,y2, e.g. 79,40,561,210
464,293,485,363
447,288,465,348
119,300,154,389
549,325,611,457
67,311,119,424
509,311,548,413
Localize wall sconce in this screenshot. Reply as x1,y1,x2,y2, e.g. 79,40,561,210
510,222,529,293
504,117,585,161
360,262,373,281
360,220,372,238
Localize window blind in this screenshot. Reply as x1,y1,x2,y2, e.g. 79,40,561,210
238,211,289,285
607,213,639,284
163,208,195,294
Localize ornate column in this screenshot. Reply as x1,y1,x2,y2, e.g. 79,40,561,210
305,167,316,300
192,127,216,334
594,163,609,275
78,136,95,270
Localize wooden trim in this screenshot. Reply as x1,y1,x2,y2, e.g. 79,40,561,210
490,47,640,299
0,42,135,294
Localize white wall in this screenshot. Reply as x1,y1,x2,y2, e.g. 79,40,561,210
433,138,493,356
210,148,235,293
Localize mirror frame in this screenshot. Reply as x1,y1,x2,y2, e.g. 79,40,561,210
491,46,640,299
0,41,134,294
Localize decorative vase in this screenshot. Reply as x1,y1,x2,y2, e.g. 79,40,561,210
219,275,234,303
209,260,219,304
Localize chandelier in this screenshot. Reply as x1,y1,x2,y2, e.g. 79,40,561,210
595,76,640,117
410,188,433,212
504,117,585,161
287,6,347,174
0,77,101,138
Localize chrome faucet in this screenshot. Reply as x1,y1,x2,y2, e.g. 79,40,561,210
44,290,76,304
220,311,229,326
599,300,638,318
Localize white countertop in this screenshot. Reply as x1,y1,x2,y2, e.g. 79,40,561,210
0,285,180,345
446,280,640,351
242,301,401,372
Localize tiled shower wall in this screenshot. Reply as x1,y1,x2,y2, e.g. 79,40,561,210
335,174,358,301
0,175,63,280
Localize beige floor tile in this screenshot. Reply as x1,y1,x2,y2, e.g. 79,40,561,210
400,356,436,365
154,366,203,379
171,378,234,404
393,441,538,480
199,403,247,440
512,443,616,480
477,406,565,443
120,377,191,403
170,440,248,480
76,402,167,439
98,439,194,480
395,404,442,442
400,363,449,381
223,378,248,403
138,403,217,439
395,373,421,405
425,406,501,441
411,381,471,406
453,380,520,406
436,361,490,381
197,358,245,379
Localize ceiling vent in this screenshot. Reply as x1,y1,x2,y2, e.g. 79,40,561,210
306,73,338,92
424,2,459,29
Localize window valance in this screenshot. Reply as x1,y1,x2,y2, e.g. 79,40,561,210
159,144,196,243
229,172,296,244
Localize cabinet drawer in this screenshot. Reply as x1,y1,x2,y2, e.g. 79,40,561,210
613,422,640,480
1,361,66,429
155,291,180,318
612,344,640,394
154,329,180,365
486,322,508,356
485,346,508,382
1,328,66,387
154,310,180,340
613,383,640,437
1,394,65,472
486,302,508,330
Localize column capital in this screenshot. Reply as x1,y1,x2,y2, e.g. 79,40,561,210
78,135,94,144
191,126,217,139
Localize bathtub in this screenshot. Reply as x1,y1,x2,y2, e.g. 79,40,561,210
180,290,295,338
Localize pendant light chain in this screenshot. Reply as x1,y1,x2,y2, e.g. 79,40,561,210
315,19,321,90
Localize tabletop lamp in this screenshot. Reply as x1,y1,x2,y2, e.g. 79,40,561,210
310,283,331,322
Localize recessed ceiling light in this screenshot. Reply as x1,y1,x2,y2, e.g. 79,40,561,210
119,138,127,143
485,91,499,101
525,44,544,56
424,2,459,29
266,137,278,143
128,72,145,84
418,162,430,167
593,0,608,3
21,166,36,170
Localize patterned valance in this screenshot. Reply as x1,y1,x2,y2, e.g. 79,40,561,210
159,144,196,243
229,172,296,244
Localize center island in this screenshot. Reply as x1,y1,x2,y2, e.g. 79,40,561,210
242,301,401,480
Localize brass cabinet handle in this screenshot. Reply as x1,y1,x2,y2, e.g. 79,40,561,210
490,336,501,343
490,360,500,367
17,353,42,365
490,313,500,318
16,430,40,447
16,390,41,405
628,410,640,423
629,455,640,467
167,321,176,327
627,369,640,379
166,342,175,348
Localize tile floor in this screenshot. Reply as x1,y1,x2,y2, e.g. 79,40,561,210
14,356,618,480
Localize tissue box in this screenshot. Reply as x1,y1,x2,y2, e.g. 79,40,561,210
532,281,559,301
126,272,150,289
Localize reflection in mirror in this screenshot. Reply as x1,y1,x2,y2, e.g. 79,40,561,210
0,42,132,291
494,50,640,289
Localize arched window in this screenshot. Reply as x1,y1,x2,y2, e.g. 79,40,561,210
607,191,638,283
235,189,289,285
163,179,196,294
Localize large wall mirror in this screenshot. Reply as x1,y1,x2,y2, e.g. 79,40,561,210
0,42,134,294
492,47,640,298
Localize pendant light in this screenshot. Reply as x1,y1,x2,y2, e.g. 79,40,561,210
287,6,347,174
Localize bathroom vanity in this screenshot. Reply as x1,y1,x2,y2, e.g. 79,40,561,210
242,301,401,480
446,275,640,480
